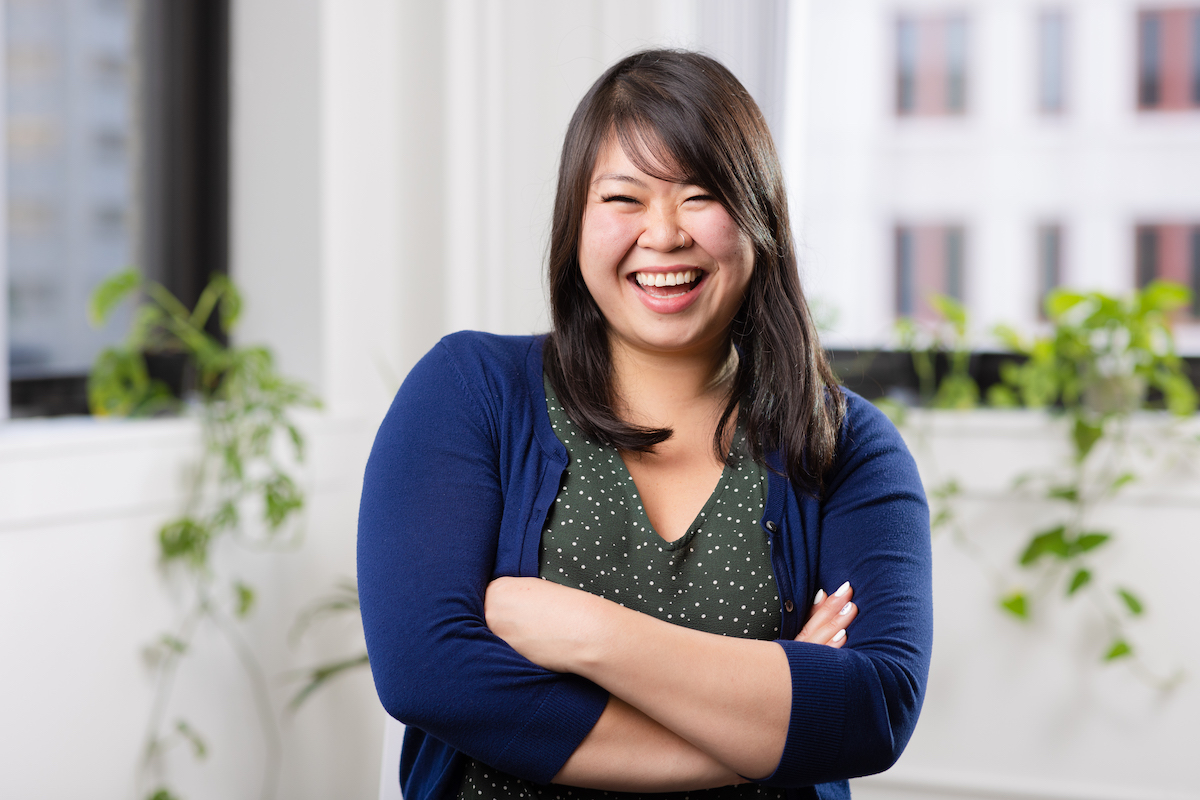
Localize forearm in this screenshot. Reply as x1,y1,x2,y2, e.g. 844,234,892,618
554,695,746,791
488,579,792,779
569,593,792,779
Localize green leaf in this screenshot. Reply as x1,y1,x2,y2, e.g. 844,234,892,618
1139,280,1190,314
1066,569,1091,596
986,384,1019,408
263,474,303,529
158,518,211,569
1047,485,1078,503
932,373,980,410
159,634,188,655
1071,532,1111,555
88,268,141,327
1117,588,1144,615
87,346,175,418
1072,417,1104,461
872,397,908,426
288,653,370,711
175,719,207,759
1019,526,1069,566
234,582,256,619
931,508,954,530
1000,591,1029,619
992,324,1027,353
1104,639,1133,661
147,788,182,800
1108,472,1137,494
1045,288,1088,319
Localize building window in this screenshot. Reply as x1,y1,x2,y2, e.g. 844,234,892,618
895,13,970,116
1137,7,1200,111
1037,224,1064,316
1037,10,1068,113
1134,223,1200,319
4,0,229,418
895,224,968,322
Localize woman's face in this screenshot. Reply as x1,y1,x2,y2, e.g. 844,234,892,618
578,137,754,362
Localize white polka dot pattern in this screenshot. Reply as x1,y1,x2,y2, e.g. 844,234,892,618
454,378,785,800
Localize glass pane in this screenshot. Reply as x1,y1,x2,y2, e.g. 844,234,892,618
6,0,141,381
896,227,914,315
1192,11,1200,105
1038,11,1066,113
1191,227,1200,317
1136,226,1158,288
896,17,918,114
945,226,965,300
1138,12,1161,107
945,16,968,113
1037,224,1062,315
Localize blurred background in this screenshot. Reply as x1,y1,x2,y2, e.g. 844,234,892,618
2,1,1197,798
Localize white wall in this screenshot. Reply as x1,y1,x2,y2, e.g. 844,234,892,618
799,0,1200,352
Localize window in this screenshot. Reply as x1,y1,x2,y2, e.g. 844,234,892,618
1037,10,1068,113
895,13,970,116
1137,7,1200,111
895,224,967,322
1036,223,1064,316
4,0,229,418
1135,222,1200,319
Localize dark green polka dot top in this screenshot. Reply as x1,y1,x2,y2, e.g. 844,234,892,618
456,377,785,800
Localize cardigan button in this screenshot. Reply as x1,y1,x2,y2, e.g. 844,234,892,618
784,600,795,613
765,521,778,532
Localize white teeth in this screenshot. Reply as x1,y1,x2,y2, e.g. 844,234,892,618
636,270,698,288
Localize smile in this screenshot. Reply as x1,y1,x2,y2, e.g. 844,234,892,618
633,269,702,298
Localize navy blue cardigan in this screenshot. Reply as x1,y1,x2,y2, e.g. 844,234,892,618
358,332,932,800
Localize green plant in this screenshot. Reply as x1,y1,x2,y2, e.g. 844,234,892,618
987,282,1195,680
893,283,1196,686
286,579,369,711
89,269,319,800
894,294,981,411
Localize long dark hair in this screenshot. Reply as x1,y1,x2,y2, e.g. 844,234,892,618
544,49,844,496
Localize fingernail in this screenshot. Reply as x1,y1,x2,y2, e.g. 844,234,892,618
839,602,853,616
813,589,827,605
831,629,846,643
834,581,851,597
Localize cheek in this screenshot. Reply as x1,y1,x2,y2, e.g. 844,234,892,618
580,211,637,274
696,211,755,273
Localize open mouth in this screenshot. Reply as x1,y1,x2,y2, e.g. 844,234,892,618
632,269,704,298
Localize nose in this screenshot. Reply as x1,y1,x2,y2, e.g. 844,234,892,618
637,208,690,252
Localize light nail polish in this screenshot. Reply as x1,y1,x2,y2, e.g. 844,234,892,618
839,602,853,616
813,589,827,605
834,581,851,597
831,629,846,643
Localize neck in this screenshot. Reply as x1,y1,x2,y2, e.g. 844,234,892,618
610,337,736,426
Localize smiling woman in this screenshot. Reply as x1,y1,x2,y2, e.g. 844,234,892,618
358,49,933,800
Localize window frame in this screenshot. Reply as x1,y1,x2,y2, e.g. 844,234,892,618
3,0,230,420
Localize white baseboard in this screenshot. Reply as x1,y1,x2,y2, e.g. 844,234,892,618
852,768,1199,800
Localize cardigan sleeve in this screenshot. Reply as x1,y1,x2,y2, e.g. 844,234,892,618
357,340,609,784
761,394,933,787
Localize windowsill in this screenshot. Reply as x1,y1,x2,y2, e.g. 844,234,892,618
0,407,369,535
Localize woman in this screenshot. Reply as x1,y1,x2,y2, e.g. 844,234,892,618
359,50,932,800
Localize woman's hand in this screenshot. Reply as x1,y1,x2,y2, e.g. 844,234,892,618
796,581,857,647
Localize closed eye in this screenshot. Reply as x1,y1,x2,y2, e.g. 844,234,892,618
685,194,715,203
600,194,639,204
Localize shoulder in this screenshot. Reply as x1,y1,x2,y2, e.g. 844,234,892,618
826,388,923,497
405,331,542,397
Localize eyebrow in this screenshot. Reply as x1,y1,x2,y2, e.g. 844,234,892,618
592,173,648,188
